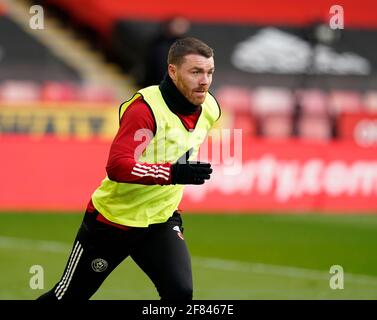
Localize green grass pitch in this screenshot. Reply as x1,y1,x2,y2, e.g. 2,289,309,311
0,212,377,300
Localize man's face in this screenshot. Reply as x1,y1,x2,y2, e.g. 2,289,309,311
168,54,215,106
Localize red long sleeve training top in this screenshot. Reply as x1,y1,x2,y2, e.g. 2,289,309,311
105,96,201,185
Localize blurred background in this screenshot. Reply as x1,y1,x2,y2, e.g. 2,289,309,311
0,0,377,300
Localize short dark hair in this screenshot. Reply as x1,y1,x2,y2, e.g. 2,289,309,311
167,37,214,66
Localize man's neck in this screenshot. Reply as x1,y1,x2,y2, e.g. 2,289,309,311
159,74,200,115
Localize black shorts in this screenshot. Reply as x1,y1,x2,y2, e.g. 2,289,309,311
37,209,192,301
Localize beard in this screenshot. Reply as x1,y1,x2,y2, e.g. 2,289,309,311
176,77,207,106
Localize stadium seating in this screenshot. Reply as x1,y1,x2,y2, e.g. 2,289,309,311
295,89,332,140
363,91,377,113
251,87,294,138
3,0,377,143
40,81,78,102
0,81,40,102
297,114,332,140
328,90,363,115
213,82,377,140
233,112,257,137
259,113,293,138
216,86,252,113
2,77,375,143
0,81,117,103
296,89,329,116
251,87,294,116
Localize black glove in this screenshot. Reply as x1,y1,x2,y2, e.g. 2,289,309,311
171,149,213,185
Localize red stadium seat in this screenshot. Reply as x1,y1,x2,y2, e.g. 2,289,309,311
78,83,116,103
328,90,363,115
363,91,377,113
259,113,293,138
252,87,294,116
297,114,332,140
233,112,256,136
216,86,252,113
40,81,78,102
296,89,329,115
0,81,40,102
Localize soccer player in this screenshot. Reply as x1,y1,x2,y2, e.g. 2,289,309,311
37,37,220,301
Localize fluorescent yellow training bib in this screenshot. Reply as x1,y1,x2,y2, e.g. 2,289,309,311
91,85,220,227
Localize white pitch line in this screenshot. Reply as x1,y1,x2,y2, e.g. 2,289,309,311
192,256,377,286
0,236,70,253
2,235,377,286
